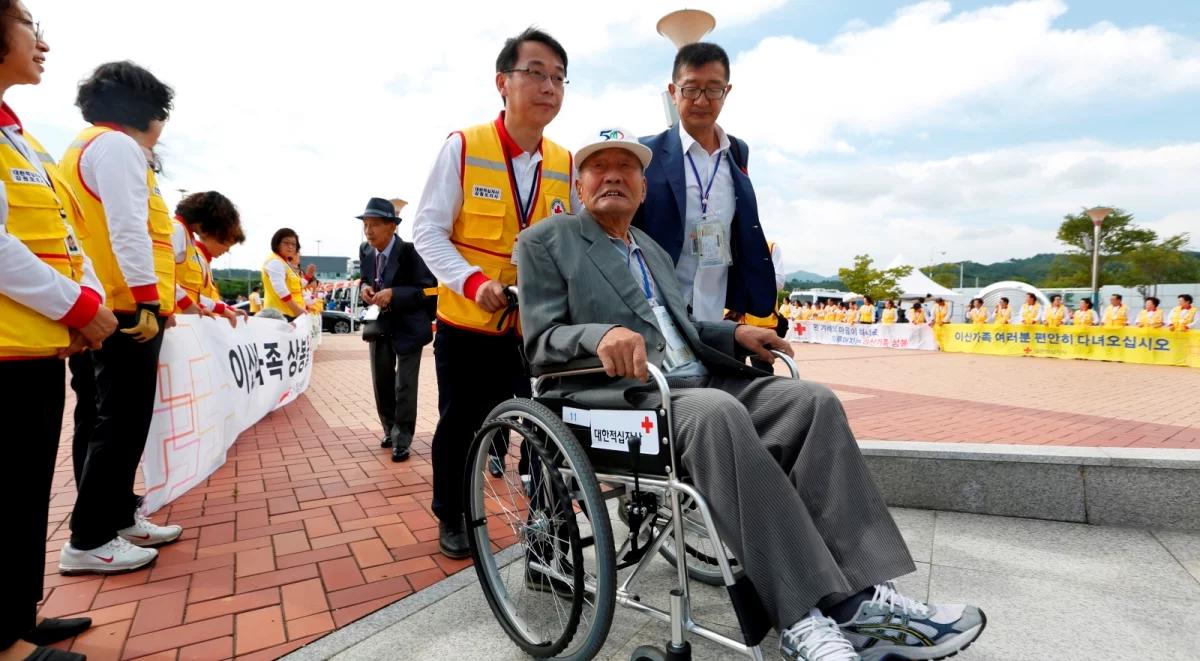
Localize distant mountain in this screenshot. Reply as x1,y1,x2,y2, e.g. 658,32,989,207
786,269,832,283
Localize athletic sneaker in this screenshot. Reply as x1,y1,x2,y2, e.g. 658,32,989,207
59,537,157,574
118,512,183,547
838,582,986,661
780,608,861,660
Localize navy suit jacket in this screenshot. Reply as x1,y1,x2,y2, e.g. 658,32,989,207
359,235,437,354
631,125,775,317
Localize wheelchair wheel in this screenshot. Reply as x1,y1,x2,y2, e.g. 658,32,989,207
466,398,616,661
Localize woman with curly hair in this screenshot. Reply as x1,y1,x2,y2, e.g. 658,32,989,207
173,191,246,327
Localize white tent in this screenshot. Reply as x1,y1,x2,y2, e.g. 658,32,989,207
886,255,960,300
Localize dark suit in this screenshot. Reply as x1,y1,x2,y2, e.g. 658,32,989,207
632,125,775,317
360,235,436,450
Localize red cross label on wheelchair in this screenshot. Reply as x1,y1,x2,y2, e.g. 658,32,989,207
564,407,660,455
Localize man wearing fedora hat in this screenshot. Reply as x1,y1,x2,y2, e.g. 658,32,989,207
358,197,437,462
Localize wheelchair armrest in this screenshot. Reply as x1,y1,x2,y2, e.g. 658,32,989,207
771,350,800,379
529,357,606,378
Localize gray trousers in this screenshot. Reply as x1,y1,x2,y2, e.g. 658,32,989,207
633,375,914,630
368,340,422,451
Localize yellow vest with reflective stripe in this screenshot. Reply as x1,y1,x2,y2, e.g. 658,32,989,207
1103,305,1128,328
1074,309,1096,326
437,122,572,334
248,291,262,313
910,309,927,324
933,304,950,325
1169,306,1195,331
262,253,303,314
1136,309,1163,327
858,305,875,323
175,220,211,308
0,131,89,357
992,306,1012,325
60,126,175,314
1044,305,1066,327
1020,303,1041,325
799,307,814,320
881,308,898,324
969,307,988,325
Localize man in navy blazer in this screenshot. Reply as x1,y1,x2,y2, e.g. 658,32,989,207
633,42,775,322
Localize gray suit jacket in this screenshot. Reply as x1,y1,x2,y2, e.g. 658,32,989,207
517,210,763,405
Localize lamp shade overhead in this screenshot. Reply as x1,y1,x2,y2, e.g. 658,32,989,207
390,198,408,216
1085,206,1113,225
656,9,716,49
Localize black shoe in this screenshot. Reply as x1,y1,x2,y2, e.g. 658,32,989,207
24,647,87,661
380,435,393,449
488,454,504,478
24,617,92,645
391,447,410,463
438,520,470,559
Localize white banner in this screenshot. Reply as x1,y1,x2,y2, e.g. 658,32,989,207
786,320,939,351
141,315,315,513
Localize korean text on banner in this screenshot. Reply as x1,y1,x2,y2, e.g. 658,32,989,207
935,323,1200,368
786,321,939,351
141,315,315,513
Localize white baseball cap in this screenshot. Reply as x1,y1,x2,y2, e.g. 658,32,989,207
574,127,653,169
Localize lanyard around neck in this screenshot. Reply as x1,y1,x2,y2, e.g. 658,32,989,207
685,150,723,215
506,154,542,229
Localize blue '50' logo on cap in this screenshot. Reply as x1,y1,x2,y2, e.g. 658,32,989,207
599,129,625,140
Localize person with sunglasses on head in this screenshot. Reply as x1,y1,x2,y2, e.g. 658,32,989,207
58,60,183,576
0,3,115,657
412,27,580,559
633,42,775,333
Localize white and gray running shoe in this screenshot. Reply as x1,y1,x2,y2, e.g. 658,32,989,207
780,608,861,660
118,512,183,547
839,582,986,660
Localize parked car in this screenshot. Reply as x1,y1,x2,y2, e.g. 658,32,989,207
231,301,355,334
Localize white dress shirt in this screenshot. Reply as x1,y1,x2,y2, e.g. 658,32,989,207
675,123,735,322
413,123,580,296
80,130,159,295
770,242,785,292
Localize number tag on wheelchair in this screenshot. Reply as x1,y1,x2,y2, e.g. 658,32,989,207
564,407,660,455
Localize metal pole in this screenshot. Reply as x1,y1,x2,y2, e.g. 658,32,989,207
1090,222,1101,307
959,262,964,289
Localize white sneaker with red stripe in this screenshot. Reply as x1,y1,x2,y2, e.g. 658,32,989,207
118,512,183,547
59,537,157,574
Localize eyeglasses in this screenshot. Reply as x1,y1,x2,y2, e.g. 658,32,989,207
280,240,299,248
678,86,728,100
503,68,569,88
8,14,43,42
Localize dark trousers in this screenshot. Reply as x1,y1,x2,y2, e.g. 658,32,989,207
69,314,165,550
430,324,529,523
68,351,95,486
368,339,422,451
0,359,65,649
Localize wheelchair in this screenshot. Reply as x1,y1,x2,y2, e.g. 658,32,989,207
463,297,800,660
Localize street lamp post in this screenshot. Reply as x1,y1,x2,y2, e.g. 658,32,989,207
1085,207,1113,307
656,9,716,126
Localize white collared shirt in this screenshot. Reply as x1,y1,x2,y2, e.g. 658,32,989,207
675,123,735,322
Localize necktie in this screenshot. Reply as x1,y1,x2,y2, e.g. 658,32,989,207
375,251,385,289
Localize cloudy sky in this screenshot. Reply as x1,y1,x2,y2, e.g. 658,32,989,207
13,0,1199,278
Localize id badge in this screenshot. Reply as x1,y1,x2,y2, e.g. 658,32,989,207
651,302,696,368
510,239,519,266
689,219,732,269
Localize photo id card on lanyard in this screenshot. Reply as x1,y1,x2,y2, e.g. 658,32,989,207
509,157,542,266
633,250,696,369
685,151,733,270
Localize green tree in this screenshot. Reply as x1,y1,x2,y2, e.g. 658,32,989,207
924,263,957,289
1049,208,1156,287
1121,233,1200,296
837,254,912,301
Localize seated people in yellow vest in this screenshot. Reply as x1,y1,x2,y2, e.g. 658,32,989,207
0,14,121,649
172,191,245,328
992,298,1012,325
58,61,186,577
1019,293,1041,325
858,297,876,324
967,298,988,325
1136,297,1165,329
411,28,578,560
1073,299,1099,326
248,286,263,313
1044,295,1068,327
1169,294,1196,331
880,300,898,324
931,298,951,326
1102,294,1129,328
262,228,310,320
908,302,927,324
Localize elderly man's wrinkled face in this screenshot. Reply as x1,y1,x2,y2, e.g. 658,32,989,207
577,148,646,217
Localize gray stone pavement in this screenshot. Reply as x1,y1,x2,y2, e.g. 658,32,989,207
286,508,1200,661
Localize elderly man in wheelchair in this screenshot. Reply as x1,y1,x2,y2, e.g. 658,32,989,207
460,129,986,661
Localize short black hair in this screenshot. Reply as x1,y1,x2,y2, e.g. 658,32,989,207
1053,295,1062,302
1112,294,1123,302
0,1,18,62
1082,299,1093,308
496,27,567,74
176,192,244,245
1146,297,1160,306
271,228,299,255
1000,297,1009,304
1182,294,1194,304
673,42,730,82
76,61,174,131
912,302,923,310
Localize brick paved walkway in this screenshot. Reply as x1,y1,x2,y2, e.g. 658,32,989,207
38,335,1200,660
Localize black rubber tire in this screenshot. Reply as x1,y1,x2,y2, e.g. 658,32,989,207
629,645,667,661
333,320,350,334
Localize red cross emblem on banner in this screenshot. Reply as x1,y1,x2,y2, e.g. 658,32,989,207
794,323,807,336
640,416,655,433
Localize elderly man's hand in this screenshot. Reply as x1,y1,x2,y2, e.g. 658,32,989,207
734,324,793,364
596,327,648,382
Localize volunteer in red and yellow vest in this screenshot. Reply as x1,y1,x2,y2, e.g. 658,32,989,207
59,61,184,576
1019,293,1041,325
261,228,308,319
412,28,578,560
1135,297,1165,329
1169,294,1196,331
909,302,927,324
173,191,245,328
1044,295,1068,327
1102,293,1129,328
844,301,858,324
1073,299,1099,326
968,298,988,325
858,297,876,324
798,301,814,320
0,9,116,652
248,286,263,313
881,300,898,324
992,298,1013,325
931,298,951,326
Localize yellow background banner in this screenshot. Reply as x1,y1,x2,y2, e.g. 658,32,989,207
935,324,1200,368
